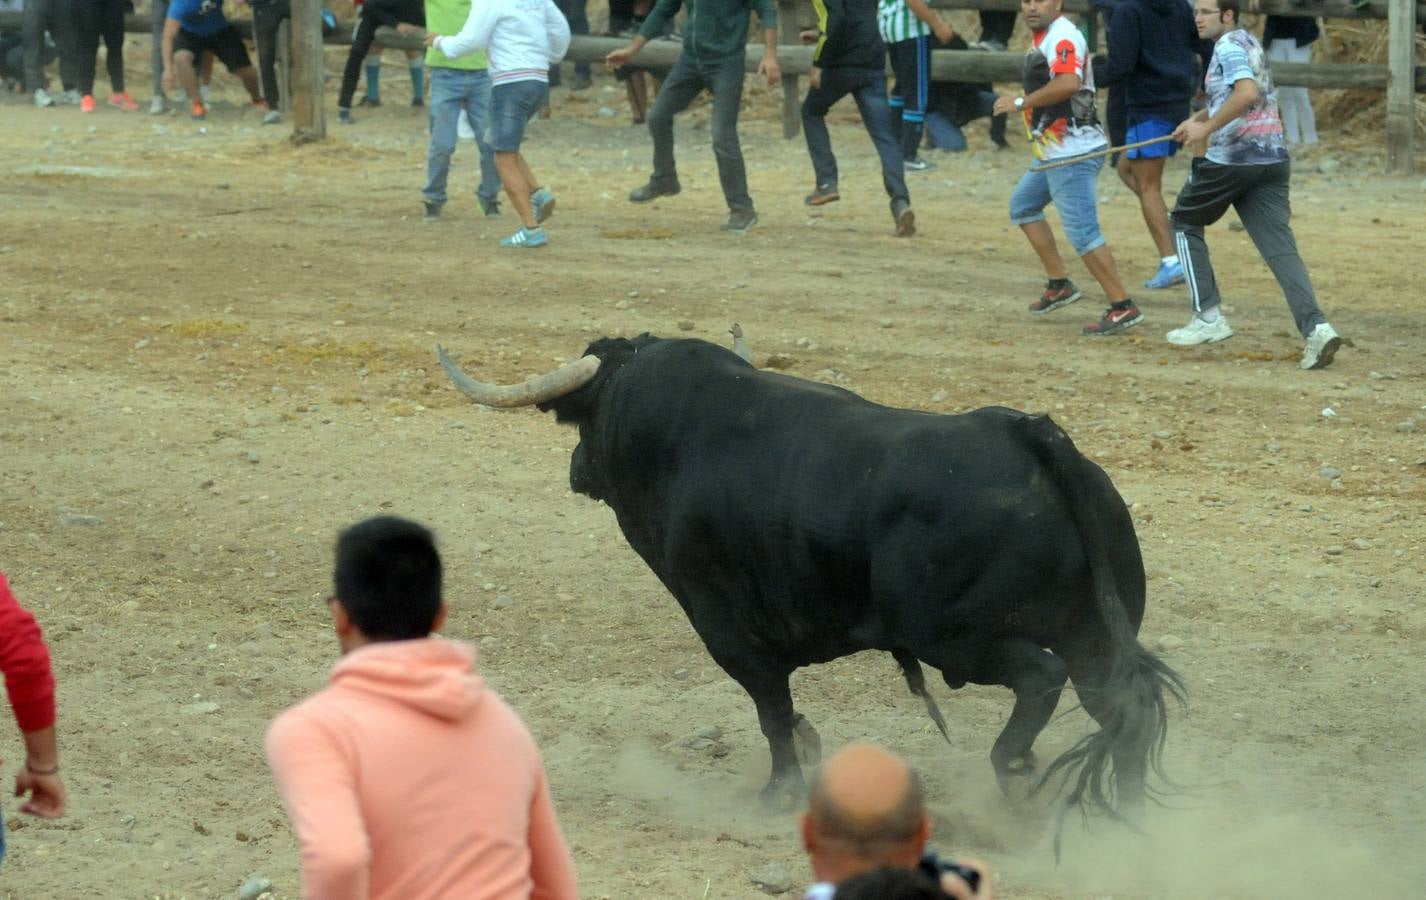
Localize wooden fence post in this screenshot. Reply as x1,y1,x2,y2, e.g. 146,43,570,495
778,0,801,139
1385,0,1417,173
291,0,326,142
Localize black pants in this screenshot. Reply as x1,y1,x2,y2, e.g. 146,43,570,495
887,36,930,162
338,0,424,109
71,0,126,95
22,0,77,93
551,0,589,81
252,0,292,108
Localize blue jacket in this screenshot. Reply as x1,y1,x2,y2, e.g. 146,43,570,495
1101,0,1199,122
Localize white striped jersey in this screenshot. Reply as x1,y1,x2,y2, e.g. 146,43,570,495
877,0,930,44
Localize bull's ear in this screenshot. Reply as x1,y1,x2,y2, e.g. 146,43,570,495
536,385,595,424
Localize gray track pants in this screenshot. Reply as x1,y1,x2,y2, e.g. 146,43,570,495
1171,158,1326,338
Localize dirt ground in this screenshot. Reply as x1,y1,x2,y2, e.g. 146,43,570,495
2,38,1425,900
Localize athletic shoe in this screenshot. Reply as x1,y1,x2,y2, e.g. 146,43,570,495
571,72,593,90
59,89,81,105
199,84,213,105
262,110,282,125
1166,314,1233,346
500,226,548,248
34,88,55,108
479,195,502,217
629,179,681,203
80,94,96,113
356,95,381,108
804,184,840,206
892,200,915,237
108,92,139,111
971,39,1007,51
1145,259,1186,289
903,158,937,172
411,97,424,108
1082,302,1145,336
337,107,354,124
191,101,206,120
423,201,442,221
1027,281,1082,314
1300,322,1342,370
531,187,556,224
149,95,166,115
720,209,758,233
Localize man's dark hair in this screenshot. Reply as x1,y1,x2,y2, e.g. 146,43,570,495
833,867,944,900
1217,0,1240,24
333,516,443,641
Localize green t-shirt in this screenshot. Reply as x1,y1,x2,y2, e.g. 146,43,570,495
426,0,490,70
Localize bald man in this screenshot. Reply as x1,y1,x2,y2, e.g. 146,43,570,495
799,743,992,900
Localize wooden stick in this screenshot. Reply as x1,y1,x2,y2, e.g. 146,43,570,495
1029,135,1177,172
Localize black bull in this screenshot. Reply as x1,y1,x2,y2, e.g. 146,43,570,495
440,334,1185,822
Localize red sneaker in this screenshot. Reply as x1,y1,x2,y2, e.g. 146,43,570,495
80,94,96,113
108,92,139,112
191,101,207,120
1082,302,1145,336
1028,281,1082,314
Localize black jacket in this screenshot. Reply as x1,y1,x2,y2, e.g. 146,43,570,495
811,0,885,70
1101,0,1199,122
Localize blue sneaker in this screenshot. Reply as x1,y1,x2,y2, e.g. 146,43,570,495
1145,259,1185,289
531,187,556,224
500,227,548,248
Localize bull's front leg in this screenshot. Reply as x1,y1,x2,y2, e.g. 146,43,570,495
732,667,808,811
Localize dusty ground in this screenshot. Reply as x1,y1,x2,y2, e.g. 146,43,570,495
2,38,1425,900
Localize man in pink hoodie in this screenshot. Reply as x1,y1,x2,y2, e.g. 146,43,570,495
265,516,579,900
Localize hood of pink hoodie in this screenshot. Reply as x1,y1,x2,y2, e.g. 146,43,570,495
329,637,485,722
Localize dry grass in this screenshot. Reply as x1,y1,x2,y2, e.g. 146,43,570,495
1294,18,1426,138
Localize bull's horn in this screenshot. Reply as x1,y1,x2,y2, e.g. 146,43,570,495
730,323,752,363
436,345,600,408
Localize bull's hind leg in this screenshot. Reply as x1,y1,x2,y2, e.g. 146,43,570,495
975,638,1069,800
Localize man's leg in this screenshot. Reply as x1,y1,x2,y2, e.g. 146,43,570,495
850,70,910,208
463,70,502,211
22,0,52,95
888,38,930,165
423,68,462,209
1120,156,1174,257
569,0,591,82
496,152,537,227
801,70,848,194
1048,158,1130,302
1010,170,1070,279
1234,162,1327,337
173,48,201,106
708,57,752,212
1169,158,1240,320
100,0,125,93
339,15,381,113
253,2,282,108
214,28,262,103
642,54,704,190
923,111,966,152
150,0,168,101
67,0,99,99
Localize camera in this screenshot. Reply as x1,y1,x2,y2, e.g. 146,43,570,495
918,850,982,896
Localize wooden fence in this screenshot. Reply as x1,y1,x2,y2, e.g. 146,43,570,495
1,0,1418,170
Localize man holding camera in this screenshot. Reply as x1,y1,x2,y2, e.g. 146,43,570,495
800,743,993,900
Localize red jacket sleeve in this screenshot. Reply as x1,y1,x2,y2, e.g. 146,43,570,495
0,572,58,733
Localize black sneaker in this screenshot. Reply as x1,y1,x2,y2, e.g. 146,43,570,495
337,107,354,125
629,180,681,203
423,201,442,221
478,195,501,217
804,184,840,206
892,200,915,237
1083,301,1145,336
1028,281,1082,314
411,96,425,108
720,209,758,233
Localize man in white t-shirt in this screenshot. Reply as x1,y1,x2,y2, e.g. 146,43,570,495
993,0,1140,337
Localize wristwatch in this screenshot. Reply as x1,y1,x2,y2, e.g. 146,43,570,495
1013,96,1026,111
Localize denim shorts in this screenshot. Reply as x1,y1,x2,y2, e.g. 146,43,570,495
1009,154,1106,257
1126,116,1178,159
489,80,548,152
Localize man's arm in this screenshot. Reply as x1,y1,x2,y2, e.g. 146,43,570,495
905,0,954,45
1173,76,1258,144
606,0,681,68
992,70,1081,116
429,0,499,59
527,764,579,900
545,0,572,62
1100,4,1138,86
266,713,371,900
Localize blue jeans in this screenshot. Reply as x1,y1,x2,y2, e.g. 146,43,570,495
424,66,500,208
1009,155,1107,257
646,52,751,211
925,91,996,152
802,66,908,209
489,79,548,152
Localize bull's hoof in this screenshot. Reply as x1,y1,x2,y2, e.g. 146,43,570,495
994,753,1039,805
758,776,806,814
793,714,822,768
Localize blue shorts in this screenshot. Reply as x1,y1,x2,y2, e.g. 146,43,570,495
1126,117,1178,159
489,80,548,152
1009,154,1107,257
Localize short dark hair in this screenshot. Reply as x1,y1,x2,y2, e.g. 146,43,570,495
333,516,443,641
1217,0,1239,24
833,867,944,900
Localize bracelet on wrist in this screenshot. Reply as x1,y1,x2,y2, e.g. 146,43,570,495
26,762,59,776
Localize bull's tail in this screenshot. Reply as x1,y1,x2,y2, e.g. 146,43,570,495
891,648,951,744
1023,415,1186,830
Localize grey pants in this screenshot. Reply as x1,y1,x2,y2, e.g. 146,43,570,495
645,53,752,212
23,0,76,93
1171,158,1326,338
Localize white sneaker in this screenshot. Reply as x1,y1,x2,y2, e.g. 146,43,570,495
59,89,81,105
34,87,55,107
200,84,213,105
149,95,166,115
262,109,281,125
1166,314,1233,346
1300,322,1342,370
